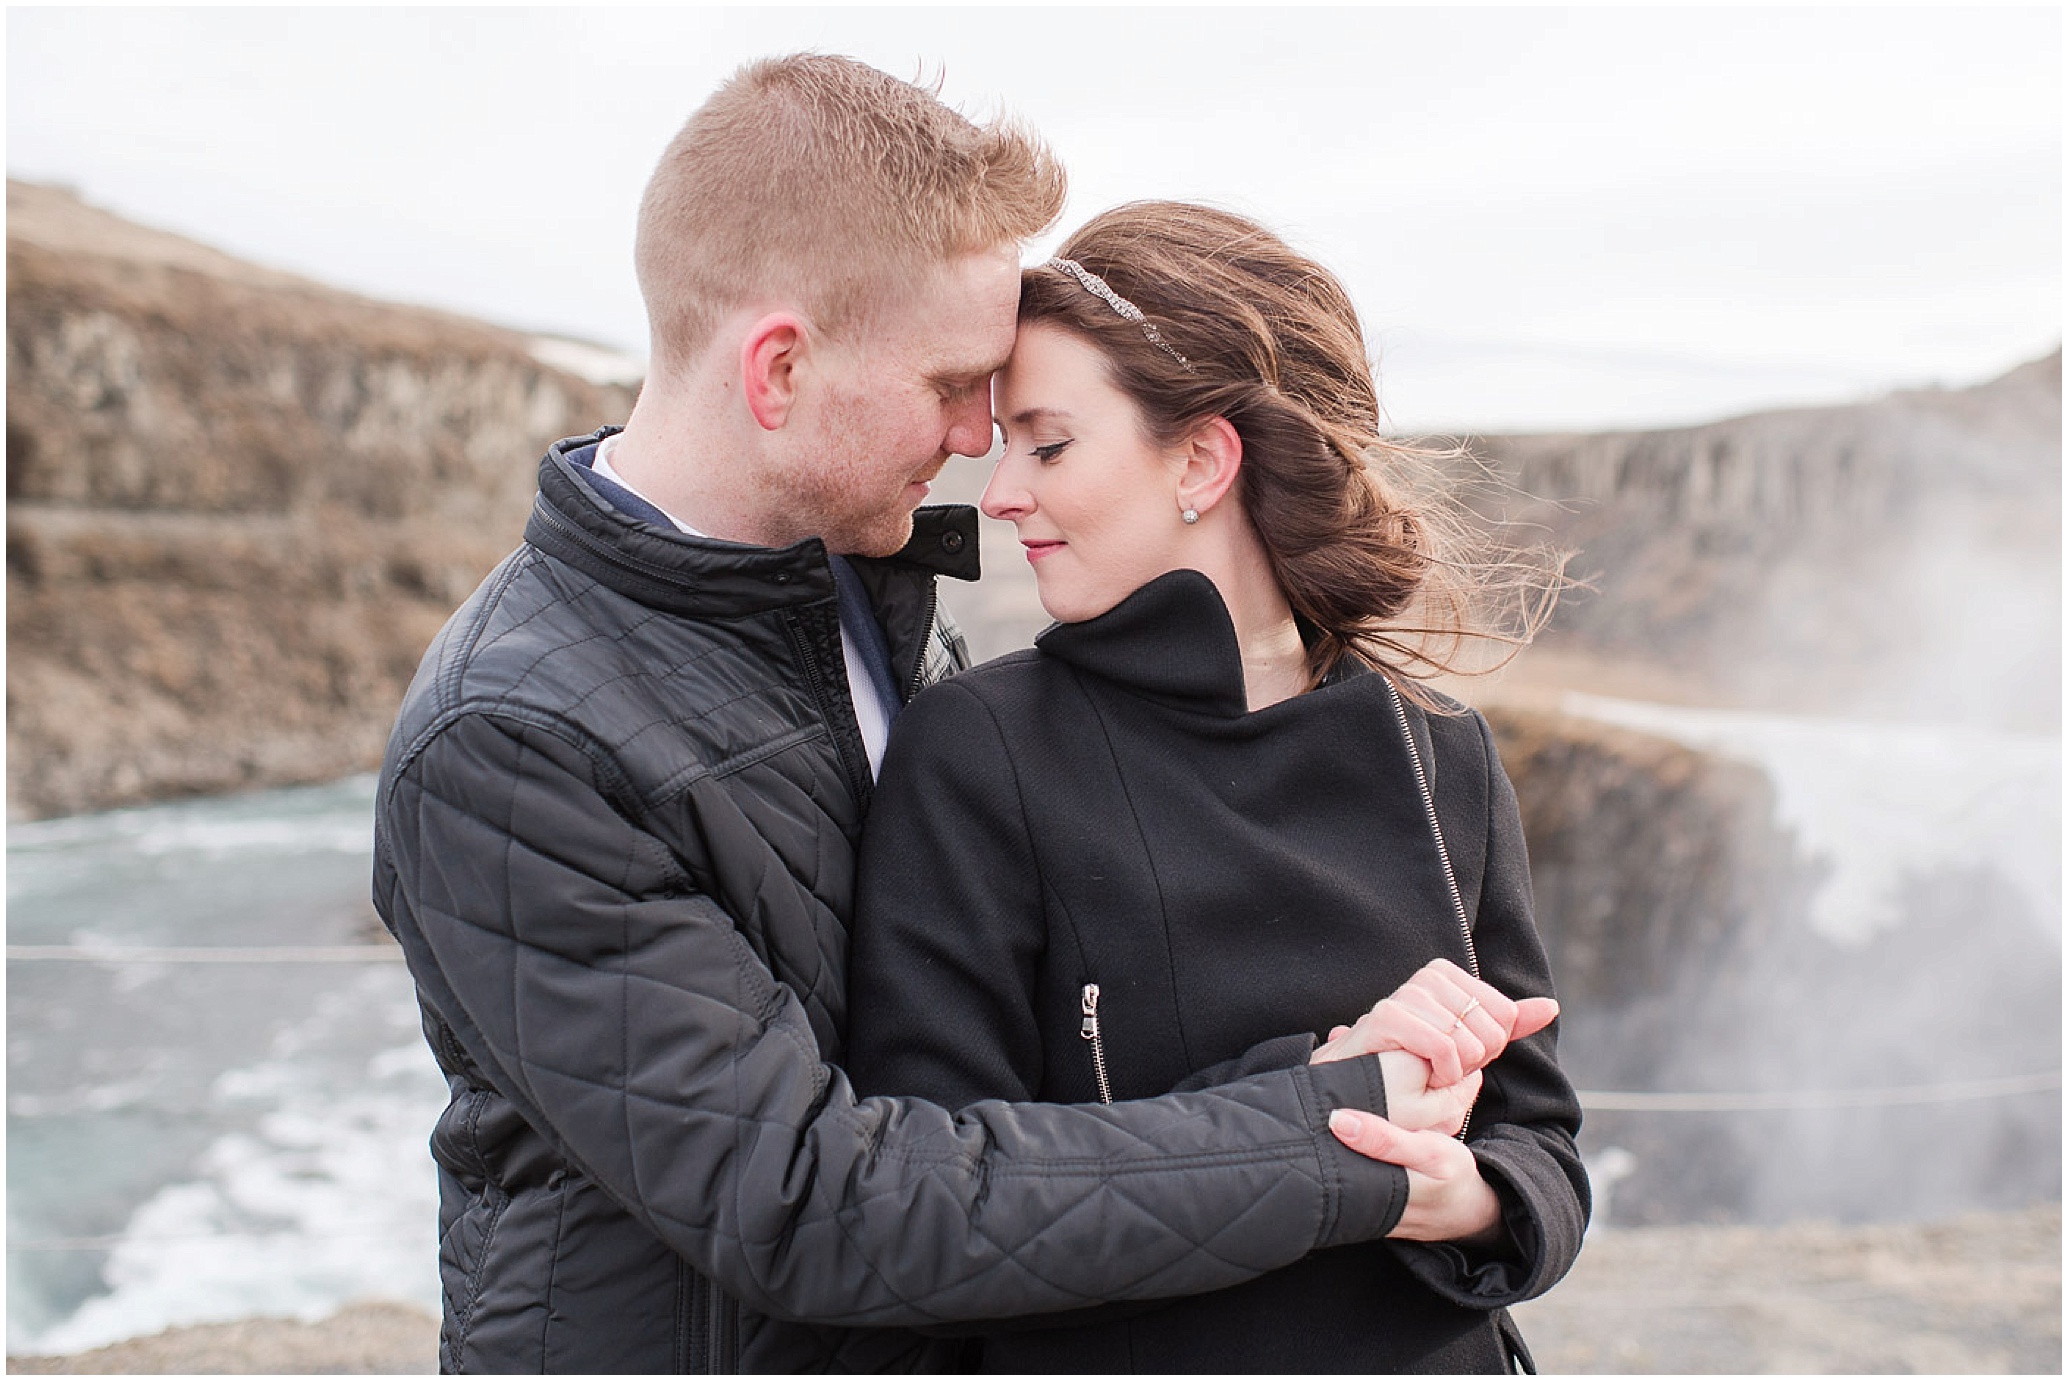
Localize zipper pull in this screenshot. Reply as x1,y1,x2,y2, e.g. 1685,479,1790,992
1080,983,1101,1039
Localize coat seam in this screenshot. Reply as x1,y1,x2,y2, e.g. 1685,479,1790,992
1063,665,1197,1076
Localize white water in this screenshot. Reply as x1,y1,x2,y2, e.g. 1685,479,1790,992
26,979,445,1356
1559,694,2062,947
8,777,447,1356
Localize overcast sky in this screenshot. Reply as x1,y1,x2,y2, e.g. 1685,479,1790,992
8,6,2060,433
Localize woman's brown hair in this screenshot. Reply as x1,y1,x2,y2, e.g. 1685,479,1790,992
1020,201,1564,703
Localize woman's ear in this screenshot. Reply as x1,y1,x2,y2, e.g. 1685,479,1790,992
1177,416,1243,518
740,313,810,431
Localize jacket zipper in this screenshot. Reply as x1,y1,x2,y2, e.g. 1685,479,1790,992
538,496,871,809
905,581,940,702
1080,983,1114,1104
1382,678,1481,1139
684,1269,708,1372
683,1268,738,1373
709,1280,737,1373
783,614,871,805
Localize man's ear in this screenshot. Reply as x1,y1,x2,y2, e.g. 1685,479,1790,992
740,313,811,431
1177,416,1244,517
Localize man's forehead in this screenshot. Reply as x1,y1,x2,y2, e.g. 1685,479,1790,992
925,336,1014,379
882,245,1020,372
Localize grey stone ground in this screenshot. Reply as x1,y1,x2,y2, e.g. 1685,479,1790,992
10,1204,2058,1374
1512,1202,2061,1375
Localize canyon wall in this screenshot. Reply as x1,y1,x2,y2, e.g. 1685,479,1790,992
6,182,636,818
1468,355,2062,728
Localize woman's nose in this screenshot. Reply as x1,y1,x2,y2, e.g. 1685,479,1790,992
980,461,1032,522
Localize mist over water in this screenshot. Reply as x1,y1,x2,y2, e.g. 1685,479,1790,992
1561,694,2061,946
1549,697,2063,1227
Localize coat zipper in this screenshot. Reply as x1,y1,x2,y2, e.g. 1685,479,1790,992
1382,678,1481,1139
1080,983,1115,1104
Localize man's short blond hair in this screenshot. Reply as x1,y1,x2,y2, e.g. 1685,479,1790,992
636,54,1066,370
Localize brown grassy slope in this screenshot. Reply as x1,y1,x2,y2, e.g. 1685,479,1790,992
6,181,638,818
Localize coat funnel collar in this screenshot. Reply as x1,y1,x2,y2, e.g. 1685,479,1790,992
1037,569,1311,717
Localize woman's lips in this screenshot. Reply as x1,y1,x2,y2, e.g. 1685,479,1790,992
1022,540,1065,563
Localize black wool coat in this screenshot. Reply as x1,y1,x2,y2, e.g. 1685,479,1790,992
848,569,1589,1374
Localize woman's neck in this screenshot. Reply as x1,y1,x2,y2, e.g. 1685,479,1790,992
1237,611,1308,712
1204,543,1307,712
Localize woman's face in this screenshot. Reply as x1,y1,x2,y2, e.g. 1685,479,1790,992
984,322,1192,623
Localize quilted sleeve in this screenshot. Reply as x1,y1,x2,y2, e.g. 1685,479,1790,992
1389,708,1591,1307
377,705,1408,1329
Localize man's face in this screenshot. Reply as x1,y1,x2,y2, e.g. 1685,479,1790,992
797,246,1020,557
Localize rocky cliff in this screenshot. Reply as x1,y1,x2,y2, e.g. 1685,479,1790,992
1468,355,2062,728
6,182,637,818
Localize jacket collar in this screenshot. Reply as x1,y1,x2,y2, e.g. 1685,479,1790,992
1035,568,1369,718
524,429,979,620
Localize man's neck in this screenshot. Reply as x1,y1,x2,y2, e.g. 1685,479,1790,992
612,392,787,548
592,436,702,537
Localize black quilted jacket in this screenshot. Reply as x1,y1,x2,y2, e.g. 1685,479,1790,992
372,432,1413,1373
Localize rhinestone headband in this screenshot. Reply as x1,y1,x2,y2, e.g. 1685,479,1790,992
1046,257,1190,369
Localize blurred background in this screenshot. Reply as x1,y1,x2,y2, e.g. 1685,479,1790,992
7,6,2059,1373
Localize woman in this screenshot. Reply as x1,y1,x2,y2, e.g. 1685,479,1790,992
846,202,1585,1373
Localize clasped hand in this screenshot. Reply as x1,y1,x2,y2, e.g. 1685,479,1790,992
1310,958,1557,1244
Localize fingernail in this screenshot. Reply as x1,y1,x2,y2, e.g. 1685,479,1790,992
1329,1109,1360,1143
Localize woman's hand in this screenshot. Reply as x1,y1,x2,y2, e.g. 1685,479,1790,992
1376,1049,1480,1137
1311,958,1557,1087
1326,1109,1506,1245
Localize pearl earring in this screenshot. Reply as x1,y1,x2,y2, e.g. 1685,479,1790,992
1181,506,1200,525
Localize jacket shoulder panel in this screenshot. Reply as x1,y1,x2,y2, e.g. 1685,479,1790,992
396,548,839,814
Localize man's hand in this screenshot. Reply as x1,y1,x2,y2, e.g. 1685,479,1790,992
1311,958,1557,1087
1327,1109,1506,1245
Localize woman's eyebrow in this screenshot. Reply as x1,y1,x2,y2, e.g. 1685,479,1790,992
1005,405,1074,428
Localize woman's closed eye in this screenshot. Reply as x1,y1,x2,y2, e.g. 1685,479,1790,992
1033,440,1073,464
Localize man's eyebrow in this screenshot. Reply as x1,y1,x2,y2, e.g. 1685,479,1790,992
932,355,1011,386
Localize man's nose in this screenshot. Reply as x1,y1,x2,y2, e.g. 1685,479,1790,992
944,392,995,459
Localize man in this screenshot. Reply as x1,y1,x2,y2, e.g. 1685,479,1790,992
374,54,1542,1372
